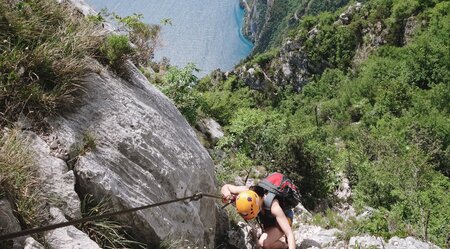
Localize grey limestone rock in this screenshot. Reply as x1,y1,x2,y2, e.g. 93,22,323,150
227,222,258,249
349,235,386,248
403,17,418,45
387,236,440,249
57,0,96,16
44,207,100,249
196,118,224,145
21,131,81,219
23,237,45,249
0,198,27,249
295,224,341,249
50,60,217,247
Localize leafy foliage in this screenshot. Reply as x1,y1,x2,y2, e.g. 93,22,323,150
157,63,202,124
197,0,449,246
100,35,134,65
112,13,160,67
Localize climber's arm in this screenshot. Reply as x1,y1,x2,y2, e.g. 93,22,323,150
271,200,296,249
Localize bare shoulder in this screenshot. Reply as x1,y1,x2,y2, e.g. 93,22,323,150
270,199,285,216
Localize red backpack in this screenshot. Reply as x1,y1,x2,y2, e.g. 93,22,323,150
257,173,301,211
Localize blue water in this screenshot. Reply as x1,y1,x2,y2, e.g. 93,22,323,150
86,0,253,75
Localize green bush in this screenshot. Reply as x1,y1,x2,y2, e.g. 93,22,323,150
157,64,202,124
202,87,255,125
100,35,134,65
197,1,450,245
113,13,160,67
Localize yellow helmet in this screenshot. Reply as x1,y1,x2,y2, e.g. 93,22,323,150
236,190,261,220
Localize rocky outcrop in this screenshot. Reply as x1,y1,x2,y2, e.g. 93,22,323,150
295,225,343,249
227,222,259,249
5,0,219,247
48,59,217,247
353,20,390,66
403,16,418,45
21,131,81,219
44,207,100,249
56,0,95,16
196,118,224,146
242,0,351,52
348,235,441,249
23,238,45,249
0,198,26,249
335,2,363,26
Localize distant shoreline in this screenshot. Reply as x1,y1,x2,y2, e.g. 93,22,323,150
235,1,254,50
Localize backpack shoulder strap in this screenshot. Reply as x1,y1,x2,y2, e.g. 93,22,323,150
263,192,276,211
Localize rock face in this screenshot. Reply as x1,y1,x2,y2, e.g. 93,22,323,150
21,131,81,219
242,0,350,52
44,207,100,249
57,0,96,16
49,60,217,247
23,237,45,249
295,224,342,249
227,222,259,249
0,198,25,249
196,118,224,146
348,235,441,249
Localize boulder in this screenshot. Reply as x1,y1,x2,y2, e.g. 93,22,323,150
387,236,440,249
349,235,386,248
295,224,341,249
44,207,100,249
21,131,81,219
196,118,224,145
50,60,217,247
23,237,45,249
0,198,26,249
227,222,259,249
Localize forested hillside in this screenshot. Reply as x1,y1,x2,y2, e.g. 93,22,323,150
161,0,449,247
243,0,350,52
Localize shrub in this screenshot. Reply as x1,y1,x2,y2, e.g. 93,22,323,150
113,13,160,67
100,34,134,65
158,64,202,124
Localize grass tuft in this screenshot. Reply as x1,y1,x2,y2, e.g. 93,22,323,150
78,194,145,249
0,0,104,126
0,129,47,229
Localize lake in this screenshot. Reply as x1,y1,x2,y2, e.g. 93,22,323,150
86,0,253,75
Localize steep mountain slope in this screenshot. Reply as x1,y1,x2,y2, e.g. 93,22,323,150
198,0,449,247
242,0,349,52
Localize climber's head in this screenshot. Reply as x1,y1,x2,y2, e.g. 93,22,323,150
236,190,261,220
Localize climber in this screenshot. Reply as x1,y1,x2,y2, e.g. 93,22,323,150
221,173,298,249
